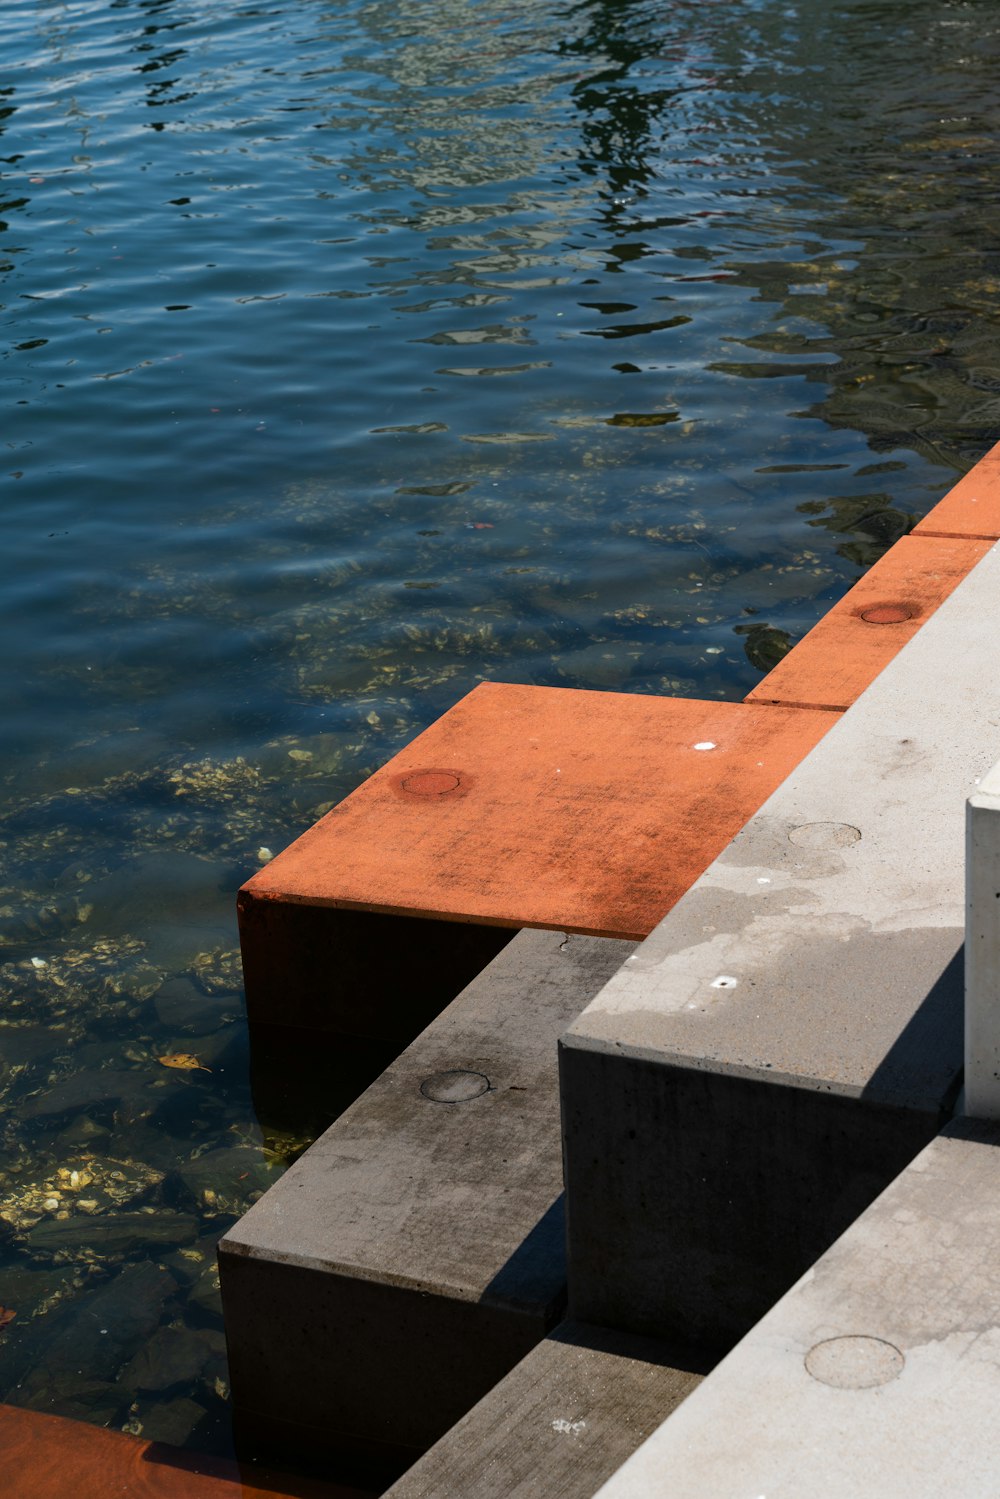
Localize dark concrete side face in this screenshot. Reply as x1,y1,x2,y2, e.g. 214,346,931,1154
560,1045,952,1351
238,892,513,1039
219,1249,558,1486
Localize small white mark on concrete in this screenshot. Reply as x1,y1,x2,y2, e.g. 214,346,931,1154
711,975,738,989
552,1417,587,1436
693,741,716,751
756,877,771,884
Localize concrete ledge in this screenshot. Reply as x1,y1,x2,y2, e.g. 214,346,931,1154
220,928,633,1482
593,1118,1000,1498
383,1321,705,1499
561,542,1000,1349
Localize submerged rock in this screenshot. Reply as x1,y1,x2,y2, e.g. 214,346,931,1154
169,1146,272,1218
134,1394,213,1447
26,1210,197,1263
120,1324,218,1394
153,978,227,1036
11,1260,176,1412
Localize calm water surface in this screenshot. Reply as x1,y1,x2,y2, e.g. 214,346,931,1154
2,0,1000,1466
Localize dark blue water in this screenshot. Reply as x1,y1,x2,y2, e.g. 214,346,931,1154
2,0,1000,1465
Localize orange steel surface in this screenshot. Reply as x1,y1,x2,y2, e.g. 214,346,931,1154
0,1405,371,1499
913,438,1000,537
244,684,834,941
747,533,992,711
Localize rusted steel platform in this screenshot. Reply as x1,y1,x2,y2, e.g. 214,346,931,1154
913,443,1000,537
241,687,832,944
747,534,992,711
0,1403,368,1499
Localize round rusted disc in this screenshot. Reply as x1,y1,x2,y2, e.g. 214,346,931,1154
860,603,913,624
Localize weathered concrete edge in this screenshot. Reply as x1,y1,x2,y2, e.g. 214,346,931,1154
591,1118,1000,1498
381,1320,706,1499
558,1028,880,1101
562,539,1000,1095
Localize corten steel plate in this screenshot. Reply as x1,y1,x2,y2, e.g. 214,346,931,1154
747,534,992,712
242,683,834,941
913,438,1000,538
0,1403,367,1499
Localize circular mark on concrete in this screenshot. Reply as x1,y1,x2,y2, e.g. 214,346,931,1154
420,1070,490,1103
400,769,462,797
859,603,914,625
788,821,862,850
805,1335,905,1389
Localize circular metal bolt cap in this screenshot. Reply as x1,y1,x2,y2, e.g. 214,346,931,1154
860,603,913,624
805,1335,905,1389
420,1070,491,1103
401,770,462,796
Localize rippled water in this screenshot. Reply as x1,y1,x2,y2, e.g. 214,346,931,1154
2,0,1000,1468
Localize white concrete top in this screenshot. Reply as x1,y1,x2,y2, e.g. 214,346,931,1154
592,1118,1000,1498
565,541,1000,1108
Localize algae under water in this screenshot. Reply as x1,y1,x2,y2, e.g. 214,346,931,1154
1,0,1000,1467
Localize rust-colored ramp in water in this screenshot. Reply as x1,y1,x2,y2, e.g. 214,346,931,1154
0,1403,370,1499
241,683,833,944
748,533,992,712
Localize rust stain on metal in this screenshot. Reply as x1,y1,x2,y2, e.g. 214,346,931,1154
859,602,914,624
397,768,467,798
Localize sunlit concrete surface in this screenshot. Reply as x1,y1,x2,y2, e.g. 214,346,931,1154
593,1119,1000,1499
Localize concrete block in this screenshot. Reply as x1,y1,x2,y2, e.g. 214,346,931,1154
220,928,634,1483
747,533,990,711
593,1118,1000,1499
562,541,1000,1351
383,1321,706,1499
965,756,1000,1118
913,437,1000,537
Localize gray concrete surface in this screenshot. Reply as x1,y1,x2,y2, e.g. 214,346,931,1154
592,1118,1000,1499
383,1320,705,1499
966,756,1000,1117
219,927,634,1482
562,540,1000,1349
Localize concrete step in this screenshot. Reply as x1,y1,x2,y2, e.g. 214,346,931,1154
593,1118,1000,1499
561,539,1000,1352
220,928,634,1484
383,1320,706,1499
